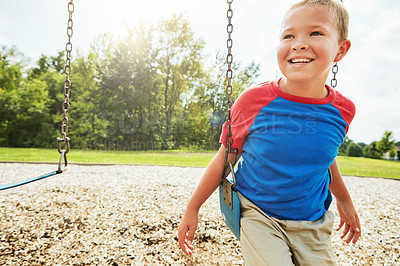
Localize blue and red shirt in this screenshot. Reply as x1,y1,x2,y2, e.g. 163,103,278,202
220,79,355,221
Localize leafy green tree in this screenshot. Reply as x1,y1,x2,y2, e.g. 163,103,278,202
346,142,363,157
29,55,50,79
156,14,206,144
0,16,264,151
69,51,100,149
190,52,260,149
0,47,24,146
363,141,382,159
0,47,23,88
339,136,353,156
389,150,396,160
376,130,395,155
122,23,162,150
92,24,163,150
357,142,366,150
1,79,54,147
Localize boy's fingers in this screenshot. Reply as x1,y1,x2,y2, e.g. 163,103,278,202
186,225,197,247
353,216,361,233
345,229,355,244
351,216,361,244
340,224,350,239
352,230,361,244
336,219,344,231
185,238,194,251
178,225,190,254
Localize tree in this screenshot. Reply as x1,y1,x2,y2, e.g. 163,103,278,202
376,130,395,158
346,143,363,157
91,24,163,150
190,52,260,149
156,14,206,146
0,46,63,147
339,136,353,156
357,142,367,150
389,150,396,160
1,78,54,147
1,15,263,151
363,141,382,159
69,51,100,149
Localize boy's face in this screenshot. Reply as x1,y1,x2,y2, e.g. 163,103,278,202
277,5,347,86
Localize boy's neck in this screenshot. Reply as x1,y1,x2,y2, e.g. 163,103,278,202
278,78,329,99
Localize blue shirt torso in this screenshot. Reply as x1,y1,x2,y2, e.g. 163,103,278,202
220,80,355,221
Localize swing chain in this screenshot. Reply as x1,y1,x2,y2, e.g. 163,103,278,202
226,0,234,154
331,62,338,88
331,0,344,88
226,0,233,104
224,0,238,168
57,0,74,156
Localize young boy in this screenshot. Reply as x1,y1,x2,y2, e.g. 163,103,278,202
178,0,361,264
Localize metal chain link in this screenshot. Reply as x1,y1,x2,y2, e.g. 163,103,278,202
331,0,343,88
225,0,233,153
57,0,74,157
224,0,238,167
226,0,233,104
331,62,338,88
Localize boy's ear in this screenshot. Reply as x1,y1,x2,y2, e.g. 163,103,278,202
334,39,351,62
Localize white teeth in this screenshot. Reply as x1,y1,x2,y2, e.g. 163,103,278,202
290,58,311,63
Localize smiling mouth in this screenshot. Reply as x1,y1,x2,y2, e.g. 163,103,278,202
289,58,314,64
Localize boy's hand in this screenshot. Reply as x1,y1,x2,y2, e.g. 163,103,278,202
178,210,198,255
336,201,361,244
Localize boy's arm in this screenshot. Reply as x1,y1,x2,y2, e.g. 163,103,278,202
329,159,361,244
178,145,227,255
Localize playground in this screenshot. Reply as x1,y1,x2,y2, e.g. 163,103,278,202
1,0,399,264
1,163,399,265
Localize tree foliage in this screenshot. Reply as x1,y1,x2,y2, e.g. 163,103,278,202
340,133,398,160
376,130,395,155
0,16,260,150
346,143,363,157
2,16,396,153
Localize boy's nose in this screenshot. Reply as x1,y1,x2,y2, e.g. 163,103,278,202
292,42,309,51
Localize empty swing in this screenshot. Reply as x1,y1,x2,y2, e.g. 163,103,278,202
0,1,75,191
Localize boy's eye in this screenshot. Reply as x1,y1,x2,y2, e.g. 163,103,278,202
283,34,294,40
310,31,323,36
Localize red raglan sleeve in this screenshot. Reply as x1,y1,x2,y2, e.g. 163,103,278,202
219,81,278,155
331,90,356,134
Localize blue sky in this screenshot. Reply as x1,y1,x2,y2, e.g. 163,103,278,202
1,0,399,144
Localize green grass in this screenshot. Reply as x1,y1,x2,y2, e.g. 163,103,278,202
336,156,400,179
0,147,399,179
0,147,215,167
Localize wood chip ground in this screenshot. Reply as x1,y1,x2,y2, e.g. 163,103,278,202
1,163,399,265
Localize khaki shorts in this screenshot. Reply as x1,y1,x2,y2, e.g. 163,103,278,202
238,192,336,266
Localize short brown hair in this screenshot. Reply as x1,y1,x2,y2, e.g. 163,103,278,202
285,0,349,43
